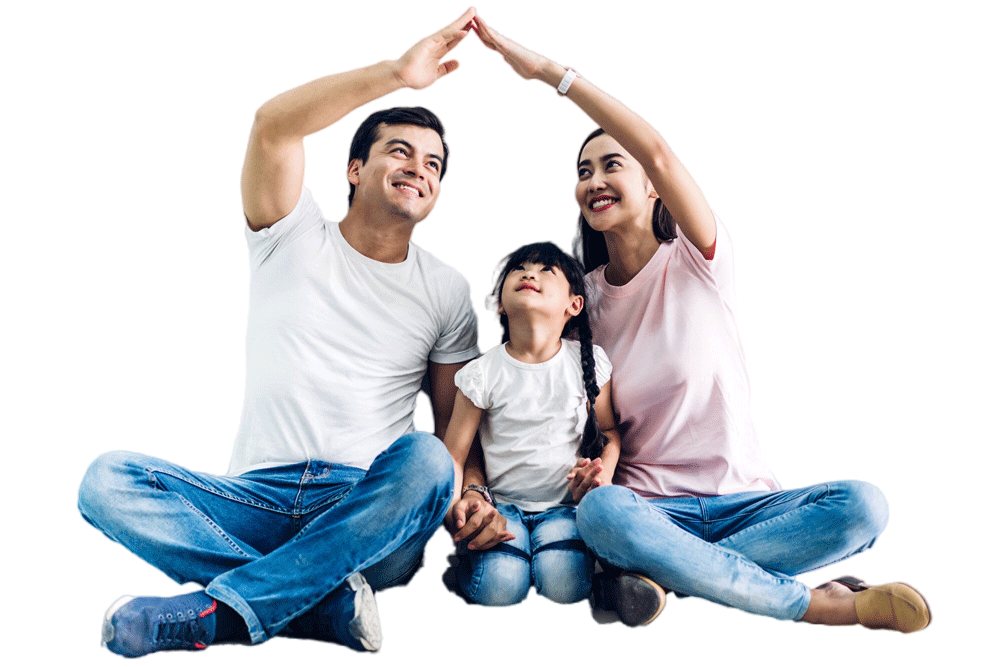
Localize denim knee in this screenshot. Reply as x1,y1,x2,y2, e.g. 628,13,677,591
533,549,593,604
577,485,636,552
78,450,141,529
460,552,531,607
830,480,889,545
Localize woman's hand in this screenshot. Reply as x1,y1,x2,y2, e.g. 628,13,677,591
393,7,476,89
472,14,552,81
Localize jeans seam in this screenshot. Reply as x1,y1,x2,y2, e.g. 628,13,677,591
145,466,296,514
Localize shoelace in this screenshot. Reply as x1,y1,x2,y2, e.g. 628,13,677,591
152,602,214,649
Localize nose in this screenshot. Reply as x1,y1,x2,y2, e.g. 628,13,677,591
403,163,426,180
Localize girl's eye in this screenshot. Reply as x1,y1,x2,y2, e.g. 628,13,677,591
578,168,591,179
606,159,621,169
542,266,555,273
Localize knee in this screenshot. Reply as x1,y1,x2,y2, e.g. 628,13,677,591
78,450,142,526
830,480,890,544
577,485,637,548
386,433,454,509
460,554,531,607
533,550,593,604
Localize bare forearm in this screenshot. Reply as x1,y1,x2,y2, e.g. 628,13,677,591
253,61,404,143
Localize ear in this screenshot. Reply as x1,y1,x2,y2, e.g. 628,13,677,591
566,294,584,318
347,158,363,186
498,300,505,316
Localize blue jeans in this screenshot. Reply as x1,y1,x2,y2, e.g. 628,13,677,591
577,480,888,621
78,432,454,644
457,504,593,606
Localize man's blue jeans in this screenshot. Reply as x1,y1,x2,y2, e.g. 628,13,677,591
78,432,454,644
457,504,592,606
577,480,889,621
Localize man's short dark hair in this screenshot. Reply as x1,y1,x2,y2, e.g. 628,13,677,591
347,107,449,206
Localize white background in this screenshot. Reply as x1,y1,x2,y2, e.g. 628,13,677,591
3,0,997,664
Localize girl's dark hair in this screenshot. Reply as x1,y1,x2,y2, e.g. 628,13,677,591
572,128,677,272
492,242,607,459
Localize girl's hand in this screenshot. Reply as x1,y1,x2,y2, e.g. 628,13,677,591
472,14,550,81
568,457,604,503
393,7,476,89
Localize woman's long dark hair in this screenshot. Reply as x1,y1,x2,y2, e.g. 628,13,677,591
573,128,677,272
492,242,607,459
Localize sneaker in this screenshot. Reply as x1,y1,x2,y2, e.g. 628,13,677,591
281,573,381,652
594,572,667,627
101,591,217,657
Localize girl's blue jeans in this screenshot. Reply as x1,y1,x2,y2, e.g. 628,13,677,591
457,503,593,606
577,480,889,621
78,432,454,644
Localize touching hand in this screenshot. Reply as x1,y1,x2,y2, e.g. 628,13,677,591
471,13,550,80
394,7,476,89
567,457,604,503
448,495,515,550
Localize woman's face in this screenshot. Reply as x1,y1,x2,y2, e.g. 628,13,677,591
575,133,657,234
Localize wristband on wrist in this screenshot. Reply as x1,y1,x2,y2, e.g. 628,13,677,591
557,68,578,95
462,484,495,506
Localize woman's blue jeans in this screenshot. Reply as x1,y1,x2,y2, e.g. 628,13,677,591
576,480,889,621
457,504,593,606
78,432,454,644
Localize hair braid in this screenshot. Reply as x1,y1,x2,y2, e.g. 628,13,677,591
576,310,607,460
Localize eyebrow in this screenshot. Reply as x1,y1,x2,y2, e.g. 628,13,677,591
385,139,443,166
578,152,626,168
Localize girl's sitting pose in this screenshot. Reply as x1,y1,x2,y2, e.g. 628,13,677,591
444,242,621,606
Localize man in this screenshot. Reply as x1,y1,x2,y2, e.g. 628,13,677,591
78,8,498,657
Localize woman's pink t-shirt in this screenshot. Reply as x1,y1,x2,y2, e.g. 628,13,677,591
585,222,778,498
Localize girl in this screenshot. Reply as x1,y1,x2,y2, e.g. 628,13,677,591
444,242,621,606
468,14,930,633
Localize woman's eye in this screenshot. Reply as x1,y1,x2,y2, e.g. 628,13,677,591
606,160,621,169
578,168,590,178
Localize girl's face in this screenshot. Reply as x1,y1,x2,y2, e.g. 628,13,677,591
500,261,583,323
576,133,658,234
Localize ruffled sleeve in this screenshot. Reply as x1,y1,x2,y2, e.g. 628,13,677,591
454,357,488,409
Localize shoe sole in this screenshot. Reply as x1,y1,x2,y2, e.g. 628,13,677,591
346,573,382,652
101,595,135,647
615,574,666,627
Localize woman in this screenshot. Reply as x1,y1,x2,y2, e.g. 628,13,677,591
469,14,929,633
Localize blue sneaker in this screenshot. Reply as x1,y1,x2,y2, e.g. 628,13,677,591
281,573,381,652
101,591,218,657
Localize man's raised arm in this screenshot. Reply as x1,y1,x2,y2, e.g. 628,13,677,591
240,7,476,230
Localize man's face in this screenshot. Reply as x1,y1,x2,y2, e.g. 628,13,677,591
348,124,445,223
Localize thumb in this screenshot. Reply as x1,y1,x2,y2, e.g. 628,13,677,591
438,60,460,78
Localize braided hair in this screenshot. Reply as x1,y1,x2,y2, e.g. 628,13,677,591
492,242,608,460
572,128,677,272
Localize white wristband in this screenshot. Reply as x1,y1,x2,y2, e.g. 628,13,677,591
557,68,578,95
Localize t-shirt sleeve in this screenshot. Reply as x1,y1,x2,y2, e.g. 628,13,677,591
454,358,488,409
429,274,480,364
245,188,324,269
593,344,612,388
674,215,735,295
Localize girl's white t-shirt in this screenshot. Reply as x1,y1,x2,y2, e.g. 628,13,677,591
455,339,612,512
585,221,778,499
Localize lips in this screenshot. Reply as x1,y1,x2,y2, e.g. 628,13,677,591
589,195,619,212
516,283,539,292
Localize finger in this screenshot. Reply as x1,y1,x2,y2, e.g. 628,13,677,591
453,504,490,542
439,7,477,44
437,60,460,78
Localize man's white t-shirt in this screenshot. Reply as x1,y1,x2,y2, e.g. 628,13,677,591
455,339,612,512
228,189,479,475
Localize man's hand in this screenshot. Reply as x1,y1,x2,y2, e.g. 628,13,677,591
393,7,476,89
567,457,605,503
447,494,515,550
